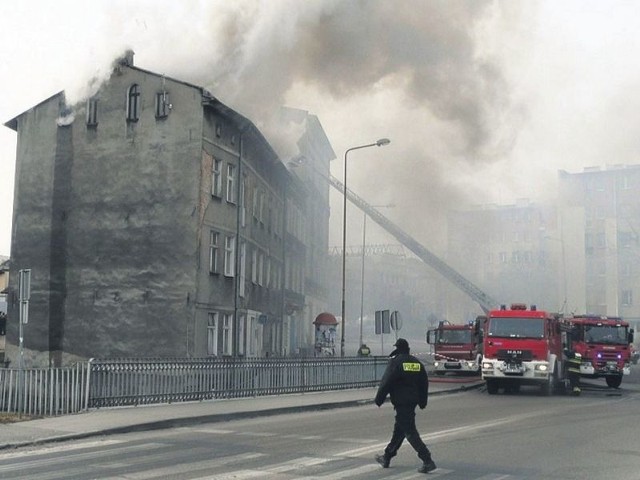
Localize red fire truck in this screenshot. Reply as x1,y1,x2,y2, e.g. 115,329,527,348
561,314,634,388
481,303,564,395
427,320,482,375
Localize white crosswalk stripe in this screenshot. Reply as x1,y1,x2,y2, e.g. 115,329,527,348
104,452,266,480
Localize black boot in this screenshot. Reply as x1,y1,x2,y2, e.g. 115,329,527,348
418,459,437,473
374,454,390,468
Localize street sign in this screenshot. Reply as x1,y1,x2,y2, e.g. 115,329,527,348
390,310,403,331
375,310,391,334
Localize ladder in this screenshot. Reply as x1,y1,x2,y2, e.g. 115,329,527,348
329,174,498,314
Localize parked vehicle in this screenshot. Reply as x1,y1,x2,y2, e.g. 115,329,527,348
561,314,634,388
427,319,482,375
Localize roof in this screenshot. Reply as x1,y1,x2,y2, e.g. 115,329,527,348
313,312,338,325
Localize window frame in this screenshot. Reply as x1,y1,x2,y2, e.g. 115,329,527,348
209,231,220,274
155,91,170,118
126,84,141,122
207,312,219,356
222,313,233,355
224,235,236,277
226,164,236,204
212,158,223,198
86,97,98,126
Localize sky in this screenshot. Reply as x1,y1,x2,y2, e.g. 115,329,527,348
2,0,640,258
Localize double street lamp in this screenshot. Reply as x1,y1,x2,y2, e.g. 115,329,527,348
340,138,390,357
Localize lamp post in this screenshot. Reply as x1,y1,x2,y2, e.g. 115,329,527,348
340,138,390,357
359,205,394,349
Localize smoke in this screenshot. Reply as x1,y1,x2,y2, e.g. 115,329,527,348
194,0,517,160
2,0,527,256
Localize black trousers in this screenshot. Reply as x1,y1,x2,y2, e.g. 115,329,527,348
384,404,431,462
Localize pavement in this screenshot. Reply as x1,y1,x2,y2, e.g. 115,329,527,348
0,375,484,451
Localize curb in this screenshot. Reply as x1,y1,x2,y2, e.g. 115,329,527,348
0,383,483,451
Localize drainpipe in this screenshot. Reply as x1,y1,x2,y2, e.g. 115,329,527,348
233,133,243,357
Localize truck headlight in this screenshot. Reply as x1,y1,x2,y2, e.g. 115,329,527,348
434,361,440,368
535,364,548,371
482,362,493,369
467,361,476,368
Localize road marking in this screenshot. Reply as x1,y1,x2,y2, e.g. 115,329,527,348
237,431,278,437
0,442,165,473
474,475,518,479
108,452,266,479
195,455,332,479
185,427,235,434
308,463,382,479
0,439,124,459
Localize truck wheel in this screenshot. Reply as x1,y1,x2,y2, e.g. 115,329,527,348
486,379,499,395
606,375,622,389
541,365,557,396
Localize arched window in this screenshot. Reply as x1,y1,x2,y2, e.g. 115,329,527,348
126,84,140,121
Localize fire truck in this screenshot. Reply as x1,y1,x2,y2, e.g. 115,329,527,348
426,319,482,375
481,303,564,395
561,314,634,388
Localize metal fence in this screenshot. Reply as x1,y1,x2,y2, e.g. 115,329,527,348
0,363,90,416
0,356,388,415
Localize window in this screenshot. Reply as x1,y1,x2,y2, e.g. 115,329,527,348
211,159,222,197
86,97,98,126
258,252,264,286
622,290,633,306
238,314,246,356
253,186,259,219
251,249,258,284
209,231,219,274
126,84,140,122
222,313,233,355
265,258,271,288
226,164,236,203
224,235,236,277
499,252,508,263
207,313,219,356
155,91,170,118
249,315,257,356
259,191,265,223
215,123,222,137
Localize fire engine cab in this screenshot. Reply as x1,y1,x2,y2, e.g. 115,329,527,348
561,314,634,388
481,303,563,395
426,319,482,375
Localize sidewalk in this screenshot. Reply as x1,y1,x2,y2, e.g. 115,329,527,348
0,376,483,451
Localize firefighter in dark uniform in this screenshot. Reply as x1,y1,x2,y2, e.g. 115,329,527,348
374,338,437,474
565,349,582,395
564,325,582,396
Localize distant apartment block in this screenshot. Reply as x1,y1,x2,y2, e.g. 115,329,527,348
447,165,640,330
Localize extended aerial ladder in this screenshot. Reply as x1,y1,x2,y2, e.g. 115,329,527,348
328,174,499,314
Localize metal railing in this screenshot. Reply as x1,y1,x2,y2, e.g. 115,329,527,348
0,363,90,416
0,356,388,415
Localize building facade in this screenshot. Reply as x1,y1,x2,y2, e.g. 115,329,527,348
558,165,640,326
446,199,564,317
446,165,640,329
4,52,328,366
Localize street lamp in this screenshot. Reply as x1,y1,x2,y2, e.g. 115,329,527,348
340,138,390,357
359,205,394,349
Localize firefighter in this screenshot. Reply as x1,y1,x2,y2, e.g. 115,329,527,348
565,349,582,396
374,338,437,474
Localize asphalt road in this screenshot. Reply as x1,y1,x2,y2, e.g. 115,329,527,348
1,370,639,479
